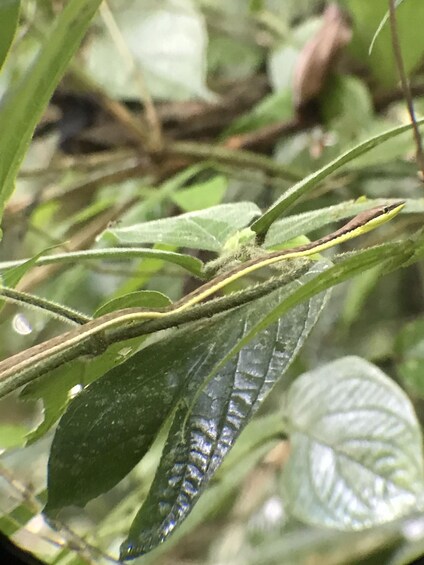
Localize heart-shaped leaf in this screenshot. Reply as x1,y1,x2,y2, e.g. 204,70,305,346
282,356,424,530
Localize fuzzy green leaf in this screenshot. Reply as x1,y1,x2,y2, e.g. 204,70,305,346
105,202,261,252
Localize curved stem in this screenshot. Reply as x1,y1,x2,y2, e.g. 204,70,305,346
0,287,91,325
0,248,205,278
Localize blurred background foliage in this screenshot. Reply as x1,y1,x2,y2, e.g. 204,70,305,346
1,0,424,564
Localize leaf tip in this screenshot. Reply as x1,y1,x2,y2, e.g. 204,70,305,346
119,538,145,561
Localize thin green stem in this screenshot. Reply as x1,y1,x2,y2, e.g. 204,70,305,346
388,0,424,177
0,248,205,278
0,287,91,325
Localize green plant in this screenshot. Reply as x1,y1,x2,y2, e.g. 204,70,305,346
2,2,424,564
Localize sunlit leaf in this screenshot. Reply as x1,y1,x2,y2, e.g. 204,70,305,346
85,0,211,100
0,423,28,448
283,356,424,529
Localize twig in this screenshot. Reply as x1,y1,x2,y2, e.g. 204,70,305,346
0,464,121,564
224,116,307,151
69,65,149,148
0,287,90,325
388,0,424,179
100,1,163,151
167,140,301,182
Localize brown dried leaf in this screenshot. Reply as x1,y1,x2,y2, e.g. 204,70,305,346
293,3,352,110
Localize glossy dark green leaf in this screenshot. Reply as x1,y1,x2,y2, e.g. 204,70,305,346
120,264,328,558
216,238,418,370
22,331,151,445
45,263,328,550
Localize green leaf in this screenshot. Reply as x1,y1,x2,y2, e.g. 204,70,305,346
346,0,424,87
120,264,328,558
0,0,102,219
395,318,424,397
203,237,420,386
0,1,20,72
0,246,58,311
104,202,261,252
368,0,404,54
171,175,227,212
138,416,283,563
21,362,86,445
22,332,151,445
251,119,424,237
84,0,211,100
321,75,373,142
0,424,28,448
45,262,328,552
264,199,400,248
283,356,424,529
264,197,424,249
224,90,294,137
1,247,55,288
208,33,262,81
94,290,172,317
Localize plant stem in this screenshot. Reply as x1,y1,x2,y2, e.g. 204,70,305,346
388,0,424,178
0,287,91,325
167,141,301,182
0,265,308,398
